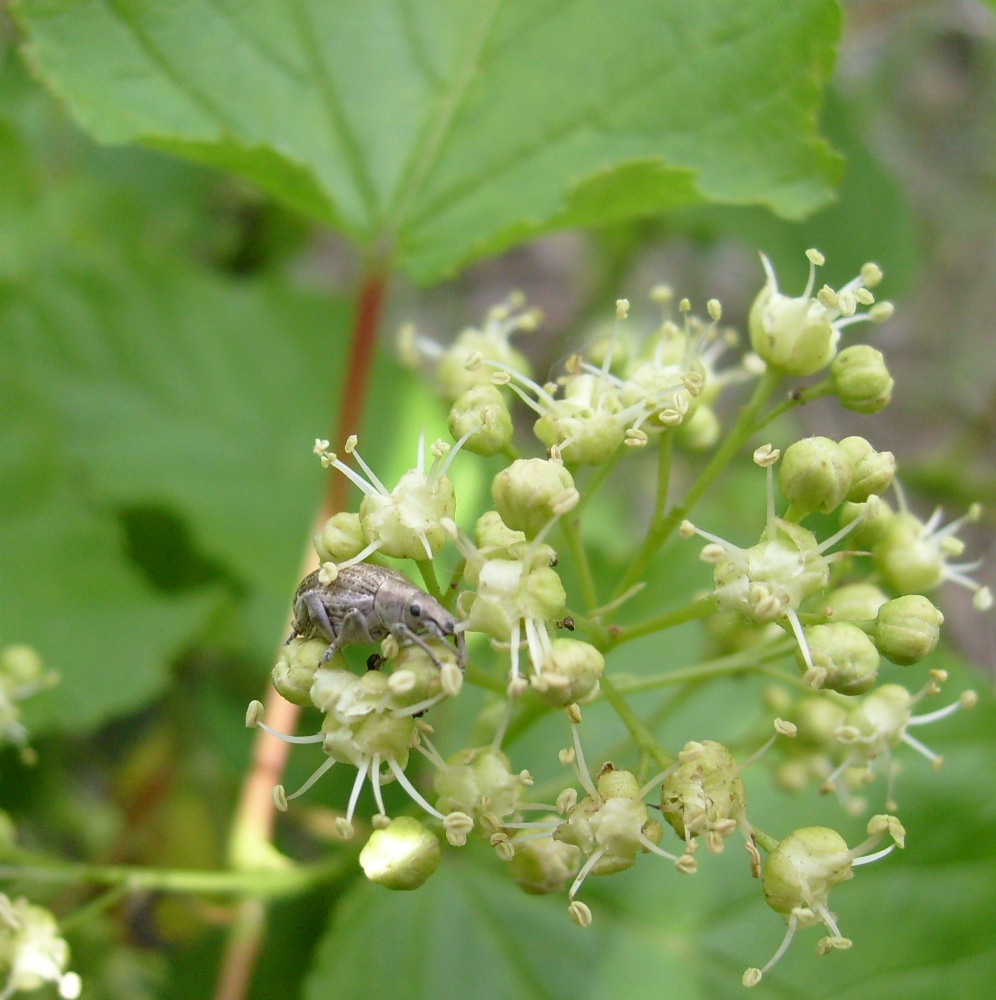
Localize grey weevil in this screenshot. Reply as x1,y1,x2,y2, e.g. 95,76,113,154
286,562,466,670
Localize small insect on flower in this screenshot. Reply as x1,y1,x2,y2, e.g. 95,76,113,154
287,562,466,671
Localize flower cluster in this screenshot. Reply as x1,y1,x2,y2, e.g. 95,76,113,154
249,248,987,988
0,894,80,1000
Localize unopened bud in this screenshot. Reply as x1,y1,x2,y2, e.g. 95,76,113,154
492,459,577,538
448,384,514,457
778,437,854,514
874,595,943,665
797,623,880,695
838,437,896,502
360,816,441,890
831,345,894,414
531,639,604,708
314,512,366,564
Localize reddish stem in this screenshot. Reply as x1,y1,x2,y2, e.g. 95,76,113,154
327,269,388,517
213,263,389,1000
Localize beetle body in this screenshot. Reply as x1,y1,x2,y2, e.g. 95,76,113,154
288,563,464,669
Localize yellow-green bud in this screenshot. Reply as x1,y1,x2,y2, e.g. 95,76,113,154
840,498,894,547
272,638,339,706
359,816,440,890
448,384,513,457
313,512,366,564
762,827,852,915
492,459,576,538
530,638,603,707
825,583,888,622
791,696,848,749
874,595,943,665
831,345,893,414
797,623,880,695
436,330,532,403
778,437,854,515
675,404,721,452
873,513,943,594
508,825,581,894
838,437,895,503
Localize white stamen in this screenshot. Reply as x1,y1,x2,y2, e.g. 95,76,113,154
285,755,337,801
387,756,446,819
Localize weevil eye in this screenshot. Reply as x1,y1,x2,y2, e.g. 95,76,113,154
409,603,421,618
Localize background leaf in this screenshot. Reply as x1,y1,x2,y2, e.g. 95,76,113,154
13,0,844,282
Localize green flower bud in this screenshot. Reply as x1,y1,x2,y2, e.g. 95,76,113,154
762,826,852,915
874,595,943,665
359,816,440,890
797,623,880,695
434,746,528,829
824,583,888,622
790,696,848,749
533,404,624,466
675,404,721,452
838,437,895,503
272,637,337,707
873,512,944,593
661,741,745,851
313,512,366,564
840,498,894,548
436,330,532,404
509,825,582,895
448,384,513,457
831,345,894,414
778,437,854,515
530,638,604,707
492,459,577,538
846,684,913,754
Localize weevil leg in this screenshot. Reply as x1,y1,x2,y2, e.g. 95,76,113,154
301,592,339,645
456,631,467,672
319,608,378,664
390,625,445,670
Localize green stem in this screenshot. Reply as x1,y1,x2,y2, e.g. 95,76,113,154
598,674,673,770
560,517,599,613
752,379,834,434
609,596,717,648
752,827,779,853
611,639,795,695
0,857,348,899
563,609,613,649
442,558,466,612
612,369,781,601
653,430,674,522
415,560,443,602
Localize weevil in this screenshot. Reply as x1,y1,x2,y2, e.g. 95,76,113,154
287,563,465,670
